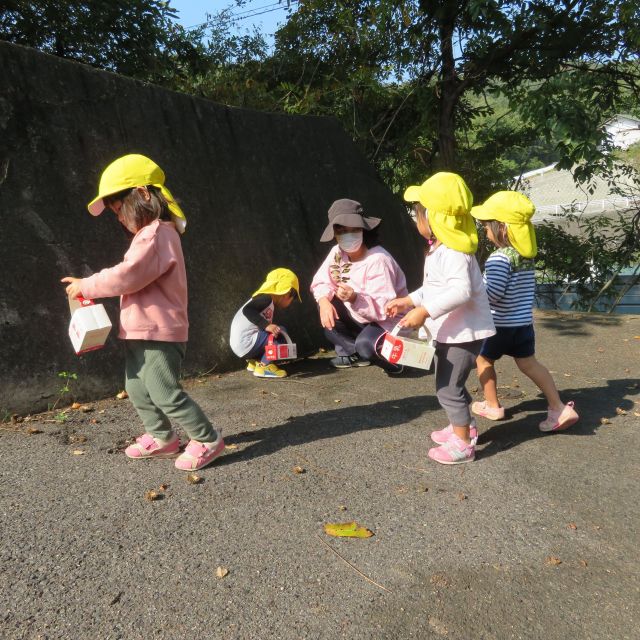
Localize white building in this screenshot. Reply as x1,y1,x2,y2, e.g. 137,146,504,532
604,114,640,150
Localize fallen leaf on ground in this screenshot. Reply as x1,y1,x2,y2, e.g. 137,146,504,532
292,465,305,474
338,505,347,511
457,493,467,501
563,373,572,377
80,404,94,412
545,556,562,566
186,473,203,485
71,402,82,410
567,522,577,530
116,390,128,399
72,449,85,455
334,399,341,404
428,616,448,636
324,521,374,538
634,412,640,417
225,443,238,450
70,435,87,443
580,559,588,567
159,483,169,491
597,347,605,352
600,417,611,425
615,407,627,415
27,427,42,434
144,490,161,501
216,566,229,579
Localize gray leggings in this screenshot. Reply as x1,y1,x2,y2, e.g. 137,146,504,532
434,339,483,426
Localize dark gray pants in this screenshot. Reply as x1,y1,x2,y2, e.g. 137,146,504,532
323,298,394,370
434,339,483,425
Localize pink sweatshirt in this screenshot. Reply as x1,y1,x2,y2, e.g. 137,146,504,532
409,244,495,343
81,220,188,342
310,245,408,332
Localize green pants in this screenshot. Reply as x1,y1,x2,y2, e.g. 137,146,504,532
124,340,218,443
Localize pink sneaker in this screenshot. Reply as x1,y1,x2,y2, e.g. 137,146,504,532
125,433,180,459
471,401,505,420
174,437,225,471
539,401,579,432
428,434,475,465
431,419,478,445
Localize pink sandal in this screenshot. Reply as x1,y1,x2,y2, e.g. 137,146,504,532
125,433,180,459
175,438,225,471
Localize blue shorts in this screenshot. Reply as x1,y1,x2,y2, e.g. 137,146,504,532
480,324,535,361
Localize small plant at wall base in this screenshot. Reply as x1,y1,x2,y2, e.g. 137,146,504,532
51,371,78,412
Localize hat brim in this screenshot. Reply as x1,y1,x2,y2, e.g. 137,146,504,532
87,196,106,216
470,204,495,221
403,185,421,202
319,213,381,242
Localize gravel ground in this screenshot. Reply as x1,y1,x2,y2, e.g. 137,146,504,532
1,311,639,640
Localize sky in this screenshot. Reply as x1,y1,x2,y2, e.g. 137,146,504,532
169,0,293,36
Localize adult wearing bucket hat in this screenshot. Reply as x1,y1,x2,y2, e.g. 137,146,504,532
310,199,409,372
470,191,579,432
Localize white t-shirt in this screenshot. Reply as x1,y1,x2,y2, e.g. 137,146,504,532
229,298,274,357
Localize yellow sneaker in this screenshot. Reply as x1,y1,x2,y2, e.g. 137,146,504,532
253,363,287,378
246,359,258,372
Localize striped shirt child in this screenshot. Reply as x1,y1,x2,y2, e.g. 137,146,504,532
484,246,535,327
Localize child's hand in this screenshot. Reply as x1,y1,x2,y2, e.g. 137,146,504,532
398,306,429,329
265,324,281,337
386,296,414,317
335,284,356,303
61,277,83,299
318,297,338,329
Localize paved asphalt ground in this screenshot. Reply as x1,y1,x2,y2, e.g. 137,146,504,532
1,310,639,640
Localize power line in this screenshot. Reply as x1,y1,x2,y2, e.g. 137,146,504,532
185,1,299,30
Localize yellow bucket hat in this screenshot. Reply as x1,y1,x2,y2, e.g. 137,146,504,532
471,191,537,258
87,154,187,233
403,172,477,254
253,268,301,301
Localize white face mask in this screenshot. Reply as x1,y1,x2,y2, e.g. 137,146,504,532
337,231,363,253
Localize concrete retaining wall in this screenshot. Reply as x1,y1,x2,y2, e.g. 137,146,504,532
0,42,424,415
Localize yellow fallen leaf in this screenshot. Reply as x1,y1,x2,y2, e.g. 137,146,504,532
292,465,305,474
72,449,85,455
216,566,229,579
186,473,203,485
324,521,374,538
334,399,341,404
144,490,161,501
225,443,238,450
116,390,128,399
71,402,82,410
545,556,562,566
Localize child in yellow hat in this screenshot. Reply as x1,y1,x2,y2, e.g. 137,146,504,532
61,154,225,472
229,268,300,378
471,191,579,432
386,172,495,464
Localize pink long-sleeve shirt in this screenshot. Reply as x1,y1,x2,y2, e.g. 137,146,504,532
409,244,495,343
80,220,188,342
310,245,408,332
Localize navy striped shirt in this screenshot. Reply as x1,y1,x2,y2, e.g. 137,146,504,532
483,247,535,327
